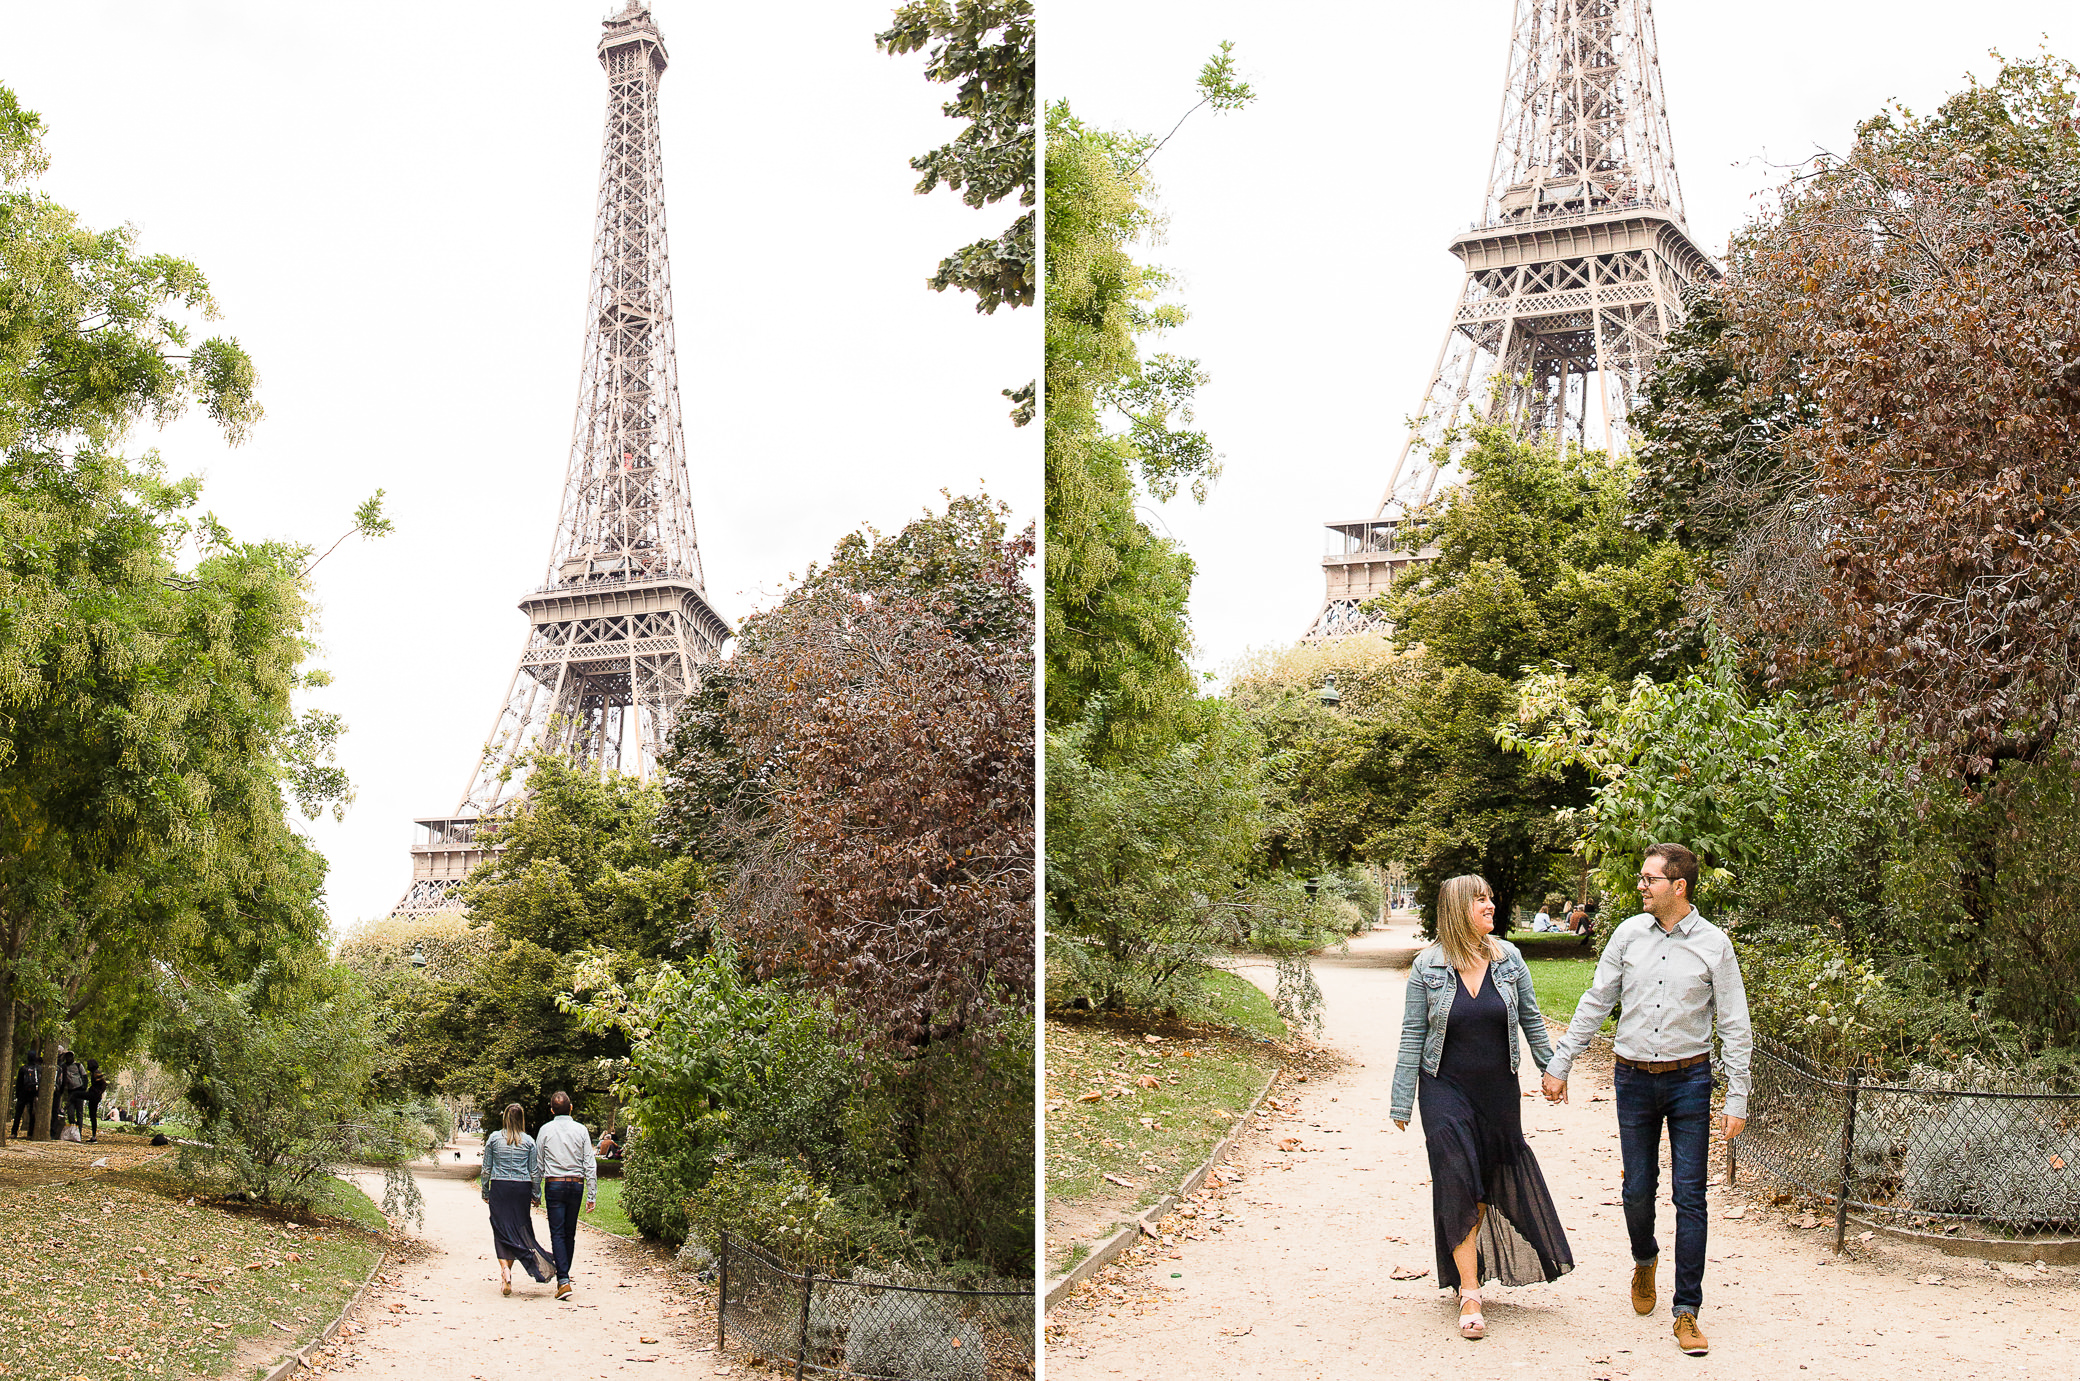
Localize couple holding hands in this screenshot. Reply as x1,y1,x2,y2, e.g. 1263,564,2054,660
1390,843,1752,1358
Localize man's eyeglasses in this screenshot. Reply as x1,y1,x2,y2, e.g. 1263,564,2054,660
1636,873,1672,888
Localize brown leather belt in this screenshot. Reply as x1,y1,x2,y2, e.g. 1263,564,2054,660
1615,1053,1709,1074
543,1176,584,1182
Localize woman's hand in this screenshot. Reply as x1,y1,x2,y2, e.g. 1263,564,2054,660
1394,1119,1408,1132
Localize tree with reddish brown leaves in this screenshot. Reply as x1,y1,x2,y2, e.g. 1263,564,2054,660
662,496,1035,1054
1647,56,2080,780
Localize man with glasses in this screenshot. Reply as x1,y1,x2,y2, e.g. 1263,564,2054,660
1540,842,1751,1357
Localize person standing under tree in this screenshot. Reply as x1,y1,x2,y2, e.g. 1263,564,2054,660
534,1091,597,1301
82,1061,106,1142
1541,843,1752,1358
56,1053,86,1136
10,1061,33,1139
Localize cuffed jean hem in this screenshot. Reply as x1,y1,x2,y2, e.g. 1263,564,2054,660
1614,1059,1713,1318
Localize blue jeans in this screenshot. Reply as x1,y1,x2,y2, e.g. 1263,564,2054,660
1615,1059,1713,1317
543,1179,584,1284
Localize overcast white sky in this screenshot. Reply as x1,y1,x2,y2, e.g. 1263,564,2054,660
4,1,1036,928
1042,0,2076,679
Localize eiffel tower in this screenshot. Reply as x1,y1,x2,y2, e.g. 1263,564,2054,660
393,2,727,917
1305,0,1716,639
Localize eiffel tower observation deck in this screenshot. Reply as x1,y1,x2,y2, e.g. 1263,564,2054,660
1306,0,1717,640
393,2,727,917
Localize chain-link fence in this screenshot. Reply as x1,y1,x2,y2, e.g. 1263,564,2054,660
1736,1036,2080,1250
715,1231,1035,1380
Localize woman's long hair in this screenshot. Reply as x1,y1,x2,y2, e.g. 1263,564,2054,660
1435,874,1502,971
502,1103,526,1148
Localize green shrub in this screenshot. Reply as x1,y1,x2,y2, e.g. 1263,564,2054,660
619,1124,707,1247
854,1013,1035,1276
150,963,424,1223
685,1157,842,1260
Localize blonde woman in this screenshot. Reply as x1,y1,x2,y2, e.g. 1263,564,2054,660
481,1103,555,1294
1391,874,1573,1340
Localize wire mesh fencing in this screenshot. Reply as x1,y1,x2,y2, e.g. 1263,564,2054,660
715,1231,1035,1380
1736,1037,2080,1250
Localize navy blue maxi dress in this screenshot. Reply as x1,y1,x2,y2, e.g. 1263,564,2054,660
1417,970,1575,1289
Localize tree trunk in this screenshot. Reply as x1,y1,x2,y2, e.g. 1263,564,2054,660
0,994,14,1148
33,1036,56,1141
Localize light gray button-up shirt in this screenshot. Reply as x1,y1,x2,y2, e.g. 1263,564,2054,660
534,1114,598,1204
1546,906,1754,1118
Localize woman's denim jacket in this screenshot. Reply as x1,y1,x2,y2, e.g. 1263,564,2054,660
1389,940,1555,1124
480,1131,540,1201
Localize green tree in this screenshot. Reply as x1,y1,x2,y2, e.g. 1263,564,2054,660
1043,50,1251,752
0,87,375,1140
1384,424,1698,684
877,0,1034,315
1043,102,1203,752
462,756,698,960
878,0,1036,423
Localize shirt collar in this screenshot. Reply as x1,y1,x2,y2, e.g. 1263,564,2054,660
1662,906,1702,936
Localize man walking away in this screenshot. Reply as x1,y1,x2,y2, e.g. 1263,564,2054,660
10,1061,34,1139
534,1091,597,1300
1541,843,1752,1358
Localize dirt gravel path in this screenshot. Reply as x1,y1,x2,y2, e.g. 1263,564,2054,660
294,1146,716,1381
1046,925,2080,1379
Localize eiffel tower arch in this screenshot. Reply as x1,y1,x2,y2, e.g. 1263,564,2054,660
393,3,727,917
1306,0,1717,640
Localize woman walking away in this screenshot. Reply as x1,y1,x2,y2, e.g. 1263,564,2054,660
1392,874,1574,1340
482,1104,555,1294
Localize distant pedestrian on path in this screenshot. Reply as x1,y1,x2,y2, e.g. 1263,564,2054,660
482,1104,555,1295
535,1091,597,1301
1542,842,1752,1359
1392,874,1574,1341
10,1061,34,1138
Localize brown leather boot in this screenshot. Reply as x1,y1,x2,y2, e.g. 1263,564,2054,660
1674,1312,1709,1355
1630,1258,1656,1315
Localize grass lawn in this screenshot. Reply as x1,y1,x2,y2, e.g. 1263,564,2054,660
585,1177,637,1237
0,1169,383,1380
1506,929,1615,1028
1044,966,1287,1272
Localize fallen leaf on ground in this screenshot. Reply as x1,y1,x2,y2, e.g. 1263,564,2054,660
1796,1212,1820,1229
1389,1264,1429,1280
1136,1075,1159,1089
1102,1173,1136,1188
639,1336,658,1344
1078,1092,1101,1102
1723,1207,1745,1219
1277,1138,1302,1152
1917,1273,1945,1284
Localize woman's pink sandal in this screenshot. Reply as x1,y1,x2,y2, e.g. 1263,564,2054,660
1458,1290,1486,1340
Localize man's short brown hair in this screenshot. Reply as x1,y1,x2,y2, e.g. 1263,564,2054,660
1644,843,1699,901
549,1091,572,1115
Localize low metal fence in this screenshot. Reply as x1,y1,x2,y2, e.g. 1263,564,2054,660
1735,1037,2080,1251
716,1231,1035,1380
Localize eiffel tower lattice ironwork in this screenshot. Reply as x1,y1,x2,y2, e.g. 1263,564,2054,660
392,2,727,918
1305,0,1717,640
